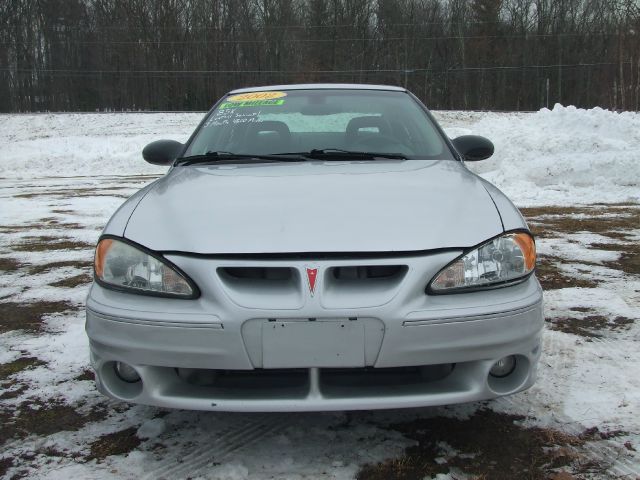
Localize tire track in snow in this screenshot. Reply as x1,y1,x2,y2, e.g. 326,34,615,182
142,414,284,480
184,420,284,479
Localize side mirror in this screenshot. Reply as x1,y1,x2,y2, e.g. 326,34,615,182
452,135,494,161
142,140,184,165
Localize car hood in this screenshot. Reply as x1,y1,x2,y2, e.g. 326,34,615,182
124,160,503,254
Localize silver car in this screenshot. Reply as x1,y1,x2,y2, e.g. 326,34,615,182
86,84,543,412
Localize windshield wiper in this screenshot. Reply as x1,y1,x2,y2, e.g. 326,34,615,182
274,149,407,160
175,151,307,166
175,149,407,166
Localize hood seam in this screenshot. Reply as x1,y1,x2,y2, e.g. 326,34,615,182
122,180,160,238
480,182,505,232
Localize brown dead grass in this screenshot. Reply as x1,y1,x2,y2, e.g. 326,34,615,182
0,457,14,479
521,206,597,217
547,315,635,338
74,369,95,382
0,257,25,272
589,243,640,275
0,217,83,234
0,301,79,333
523,204,639,278
522,206,639,240
0,384,28,401
0,402,107,446
610,252,640,274
357,410,594,480
0,357,46,382
28,260,90,275
12,236,93,252
87,427,142,461
535,256,599,290
50,273,93,288
0,358,47,401
14,188,129,199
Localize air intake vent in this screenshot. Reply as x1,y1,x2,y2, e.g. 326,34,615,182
331,265,406,281
322,264,408,309
220,267,293,281
216,266,302,309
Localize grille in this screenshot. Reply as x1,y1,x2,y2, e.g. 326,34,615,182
219,267,293,281
175,364,455,393
330,265,406,281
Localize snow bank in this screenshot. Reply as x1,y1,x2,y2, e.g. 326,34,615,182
448,105,640,205
0,112,201,178
1,106,638,205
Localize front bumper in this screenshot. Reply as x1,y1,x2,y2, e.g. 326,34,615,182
86,252,544,412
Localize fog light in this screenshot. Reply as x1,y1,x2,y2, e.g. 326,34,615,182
114,362,140,383
490,356,516,378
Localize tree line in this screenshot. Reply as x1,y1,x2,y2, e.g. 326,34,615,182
1,0,639,112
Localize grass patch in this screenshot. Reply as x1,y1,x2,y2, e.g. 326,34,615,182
0,384,28,401
0,301,79,333
12,236,93,252
87,427,142,461
357,410,593,480
37,217,85,229
74,369,95,382
0,357,46,382
1,221,88,234
0,402,107,446
14,189,129,199
28,260,90,275
0,257,25,272
521,206,597,217
587,242,640,274
0,457,14,479
535,256,598,290
522,206,639,240
604,253,640,276
50,273,93,288
0,358,46,402
547,315,634,338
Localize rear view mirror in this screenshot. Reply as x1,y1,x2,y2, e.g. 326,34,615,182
452,135,494,161
142,140,184,165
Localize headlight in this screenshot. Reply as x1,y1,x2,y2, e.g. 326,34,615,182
428,231,536,293
94,237,198,298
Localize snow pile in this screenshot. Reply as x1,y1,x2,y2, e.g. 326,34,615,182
454,105,640,205
1,106,639,205
0,112,201,178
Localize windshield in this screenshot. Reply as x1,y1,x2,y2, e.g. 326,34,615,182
183,89,454,160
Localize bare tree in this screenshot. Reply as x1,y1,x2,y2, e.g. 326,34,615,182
0,0,638,111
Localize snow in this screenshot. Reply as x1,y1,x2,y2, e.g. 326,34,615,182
136,418,166,439
1,105,639,205
439,104,640,205
0,113,199,178
0,107,638,478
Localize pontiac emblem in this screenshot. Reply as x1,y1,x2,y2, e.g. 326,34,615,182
306,268,318,296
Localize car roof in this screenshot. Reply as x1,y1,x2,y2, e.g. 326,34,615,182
227,83,407,94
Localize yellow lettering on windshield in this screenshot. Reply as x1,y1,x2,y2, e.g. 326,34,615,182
227,91,287,102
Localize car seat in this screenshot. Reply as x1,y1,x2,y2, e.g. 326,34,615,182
244,121,292,154
345,116,391,147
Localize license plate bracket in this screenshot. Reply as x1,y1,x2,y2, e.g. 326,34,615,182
262,319,365,368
